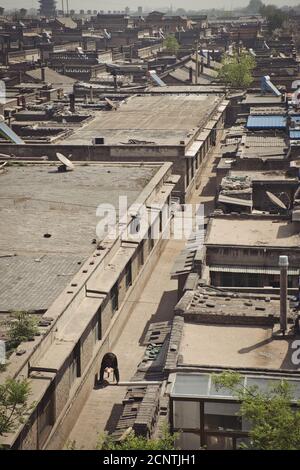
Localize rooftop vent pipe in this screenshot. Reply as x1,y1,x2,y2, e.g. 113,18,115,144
69,93,75,113
41,67,46,83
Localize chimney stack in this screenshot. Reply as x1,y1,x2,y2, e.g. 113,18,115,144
69,93,75,113
89,86,93,103
113,74,118,91
279,255,289,334
189,67,193,83
200,57,204,74
21,95,26,109
41,67,46,83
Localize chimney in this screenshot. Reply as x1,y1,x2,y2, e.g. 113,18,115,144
189,67,193,83
89,86,93,103
21,95,26,109
41,67,46,83
69,93,75,113
4,48,8,67
279,255,289,334
207,51,211,67
200,57,204,74
113,74,118,91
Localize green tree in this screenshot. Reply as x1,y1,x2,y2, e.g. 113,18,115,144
175,8,187,16
164,35,180,55
218,52,256,89
0,378,31,435
260,5,288,33
0,7,4,16
6,311,39,350
213,371,300,450
245,0,264,14
19,8,27,18
98,426,178,450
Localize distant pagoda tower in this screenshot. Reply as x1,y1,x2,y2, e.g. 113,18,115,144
39,0,57,17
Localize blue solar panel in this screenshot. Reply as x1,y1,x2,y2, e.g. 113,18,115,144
291,115,300,125
246,115,286,129
149,71,166,87
290,130,300,140
0,121,24,144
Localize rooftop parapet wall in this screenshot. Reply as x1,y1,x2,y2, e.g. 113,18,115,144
0,161,178,449
0,161,174,382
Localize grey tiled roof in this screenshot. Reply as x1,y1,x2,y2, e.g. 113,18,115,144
0,255,83,312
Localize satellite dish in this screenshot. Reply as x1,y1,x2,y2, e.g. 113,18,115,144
266,191,287,210
56,152,74,172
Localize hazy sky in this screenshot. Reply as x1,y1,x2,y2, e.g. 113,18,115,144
1,0,300,11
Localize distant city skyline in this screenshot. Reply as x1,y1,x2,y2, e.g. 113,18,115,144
2,0,300,12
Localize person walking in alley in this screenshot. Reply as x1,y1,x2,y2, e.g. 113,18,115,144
99,352,120,384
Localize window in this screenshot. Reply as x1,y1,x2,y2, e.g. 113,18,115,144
97,308,102,340
204,402,241,432
138,241,144,266
111,283,119,313
148,227,154,251
174,400,200,430
206,435,234,450
125,262,132,289
159,211,163,233
69,341,81,388
171,398,248,451
186,159,190,187
176,432,200,450
69,354,78,387
37,383,55,449
93,316,100,344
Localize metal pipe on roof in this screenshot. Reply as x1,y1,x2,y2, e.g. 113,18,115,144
41,67,46,82
69,93,75,113
195,41,199,85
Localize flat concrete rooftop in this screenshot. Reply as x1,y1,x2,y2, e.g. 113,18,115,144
180,323,298,370
182,288,283,318
206,217,300,248
0,163,157,311
242,94,284,105
240,134,288,159
61,94,221,146
148,85,225,94
230,170,297,182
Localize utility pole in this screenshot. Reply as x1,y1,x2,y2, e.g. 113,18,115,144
279,255,289,335
195,41,199,85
